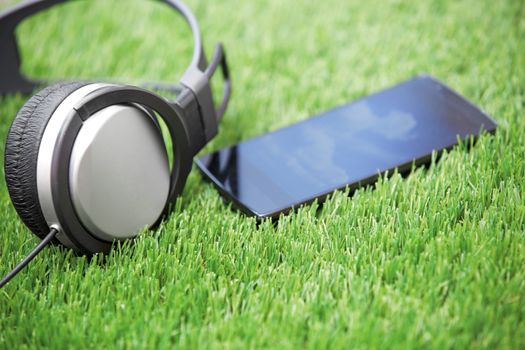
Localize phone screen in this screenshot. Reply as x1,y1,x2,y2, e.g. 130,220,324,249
195,76,496,218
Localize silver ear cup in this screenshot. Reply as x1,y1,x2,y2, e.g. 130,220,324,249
68,104,170,241
37,84,170,245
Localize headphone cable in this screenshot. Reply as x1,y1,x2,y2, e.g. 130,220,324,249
0,228,58,289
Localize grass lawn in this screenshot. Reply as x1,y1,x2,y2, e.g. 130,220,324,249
0,0,524,348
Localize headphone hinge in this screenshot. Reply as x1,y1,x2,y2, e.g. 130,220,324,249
180,69,218,142
174,88,208,156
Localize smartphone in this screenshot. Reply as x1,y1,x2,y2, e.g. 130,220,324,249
195,75,497,218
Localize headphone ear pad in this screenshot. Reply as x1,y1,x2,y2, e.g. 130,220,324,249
4,82,88,239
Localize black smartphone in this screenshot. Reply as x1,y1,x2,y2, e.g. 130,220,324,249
195,75,497,218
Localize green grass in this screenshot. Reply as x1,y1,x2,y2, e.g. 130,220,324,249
0,0,524,348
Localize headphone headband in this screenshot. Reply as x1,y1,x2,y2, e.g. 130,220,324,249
0,0,231,142
0,0,203,92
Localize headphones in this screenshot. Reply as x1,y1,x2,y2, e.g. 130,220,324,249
0,0,231,259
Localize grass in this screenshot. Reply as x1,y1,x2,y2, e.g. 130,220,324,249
0,0,524,348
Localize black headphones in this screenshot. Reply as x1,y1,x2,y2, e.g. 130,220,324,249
0,0,230,279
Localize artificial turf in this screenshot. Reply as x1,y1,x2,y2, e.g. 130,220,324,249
0,0,524,348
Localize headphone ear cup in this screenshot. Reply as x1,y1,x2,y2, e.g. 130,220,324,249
4,81,88,239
